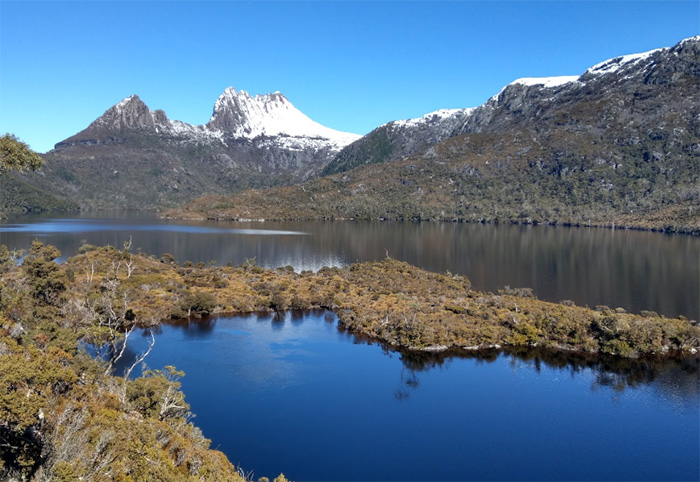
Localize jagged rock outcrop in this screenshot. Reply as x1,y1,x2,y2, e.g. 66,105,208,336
53,95,216,150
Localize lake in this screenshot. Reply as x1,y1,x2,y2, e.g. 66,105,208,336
2,213,699,480
0,212,697,319
117,310,700,482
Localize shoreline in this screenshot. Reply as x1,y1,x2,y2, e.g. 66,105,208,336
4,206,697,236
161,211,700,237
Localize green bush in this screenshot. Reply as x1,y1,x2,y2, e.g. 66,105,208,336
181,291,217,317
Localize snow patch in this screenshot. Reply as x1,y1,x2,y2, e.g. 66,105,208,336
257,136,338,152
679,35,700,46
167,120,224,143
510,76,579,88
389,108,474,129
115,95,138,110
585,48,664,76
489,76,579,102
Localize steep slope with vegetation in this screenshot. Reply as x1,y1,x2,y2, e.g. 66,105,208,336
0,134,76,217
321,109,472,176
0,173,78,216
169,37,700,233
167,123,700,233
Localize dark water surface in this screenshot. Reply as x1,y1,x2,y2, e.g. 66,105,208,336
120,311,700,482
0,212,697,319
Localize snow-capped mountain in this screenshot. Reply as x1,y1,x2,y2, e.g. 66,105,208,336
171,36,699,233
39,88,361,210
63,88,359,151
487,43,672,103
14,36,698,215
207,87,359,148
464,38,699,133
82,94,220,144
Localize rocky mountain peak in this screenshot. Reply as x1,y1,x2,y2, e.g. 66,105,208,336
89,94,170,132
55,87,360,153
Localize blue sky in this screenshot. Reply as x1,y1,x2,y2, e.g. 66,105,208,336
1,0,697,153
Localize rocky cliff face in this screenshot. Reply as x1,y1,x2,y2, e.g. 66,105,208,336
461,37,700,135
21,89,360,210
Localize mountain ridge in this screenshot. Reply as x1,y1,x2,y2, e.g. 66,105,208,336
167,36,700,234
56,89,360,150
323,38,699,176
10,87,361,211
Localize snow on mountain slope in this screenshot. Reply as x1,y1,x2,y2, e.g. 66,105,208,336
584,48,663,76
90,94,222,141
86,88,360,151
391,108,475,129
510,76,580,88
207,87,360,147
489,76,579,103
483,44,672,108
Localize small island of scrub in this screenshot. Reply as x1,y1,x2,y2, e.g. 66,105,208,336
12,242,699,359
81,244,700,357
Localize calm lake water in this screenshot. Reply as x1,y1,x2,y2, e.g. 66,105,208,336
2,213,699,480
118,310,700,482
0,212,697,319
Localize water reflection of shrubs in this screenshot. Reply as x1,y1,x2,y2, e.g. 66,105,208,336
390,344,699,401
